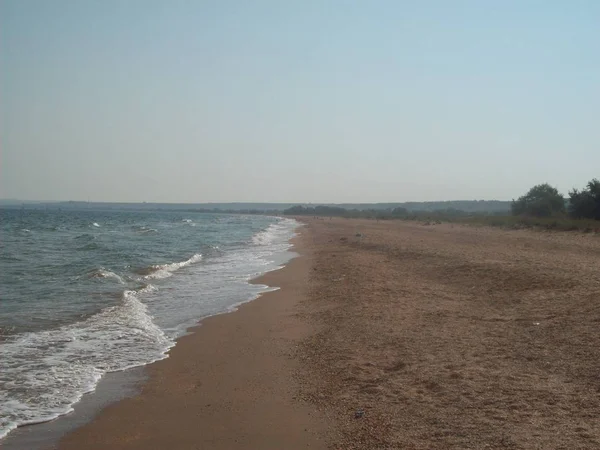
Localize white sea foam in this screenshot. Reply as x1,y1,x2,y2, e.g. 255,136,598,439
136,283,158,295
88,268,125,284
0,287,171,439
252,218,297,246
143,254,203,279
132,225,158,234
181,219,195,227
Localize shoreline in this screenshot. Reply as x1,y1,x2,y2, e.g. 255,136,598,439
0,368,147,450
53,224,328,449
5,217,599,448
1,222,312,450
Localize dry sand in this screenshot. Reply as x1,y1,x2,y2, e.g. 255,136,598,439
56,218,600,449
298,218,600,449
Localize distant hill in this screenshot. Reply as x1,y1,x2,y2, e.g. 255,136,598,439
320,200,511,213
0,200,512,213
0,201,290,212
1,200,511,214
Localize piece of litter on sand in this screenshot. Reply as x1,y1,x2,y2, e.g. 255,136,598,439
355,409,365,419
533,322,540,326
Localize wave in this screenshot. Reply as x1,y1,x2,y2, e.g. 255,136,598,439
86,268,125,284
0,287,171,439
142,254,203,280
132,225,158,234
181,219,195,227
135,283,158,295
252,218,298,246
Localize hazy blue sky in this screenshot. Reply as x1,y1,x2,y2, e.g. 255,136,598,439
1,1,598,203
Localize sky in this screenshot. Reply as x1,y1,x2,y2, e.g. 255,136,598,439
1,0,598,203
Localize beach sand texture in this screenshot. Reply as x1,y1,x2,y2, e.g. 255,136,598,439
58,218,600,449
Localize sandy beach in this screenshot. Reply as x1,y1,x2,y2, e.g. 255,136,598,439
56,231,328,450
54,217,600,449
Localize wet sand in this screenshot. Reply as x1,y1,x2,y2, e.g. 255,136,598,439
56,217,600,449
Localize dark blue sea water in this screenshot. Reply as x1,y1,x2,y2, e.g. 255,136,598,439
0,208,298,440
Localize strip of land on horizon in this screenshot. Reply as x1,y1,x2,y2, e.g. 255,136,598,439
55,218,600,449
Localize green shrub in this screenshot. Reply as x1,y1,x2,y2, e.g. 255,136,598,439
569,179,600,220
512,184,565,217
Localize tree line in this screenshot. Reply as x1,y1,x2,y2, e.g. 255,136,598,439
283,205,410,218
282,178,599,222
283,204,490,220
511,179,599,220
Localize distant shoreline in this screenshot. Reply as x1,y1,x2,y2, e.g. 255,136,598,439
0,199,512,215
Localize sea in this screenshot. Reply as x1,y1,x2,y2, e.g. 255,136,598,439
0,206,298,441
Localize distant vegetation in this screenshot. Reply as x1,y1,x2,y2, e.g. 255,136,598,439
284,205,410,219
458,215,600,233
510,179,600,221
282,179,599,233
568,179,600,220
283,204,503,220
282,200,510,219
0,200,510,213
325,200,511,213
511,183,565,217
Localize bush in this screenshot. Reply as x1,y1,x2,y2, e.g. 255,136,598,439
569,179,600,220
512,183,565,217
